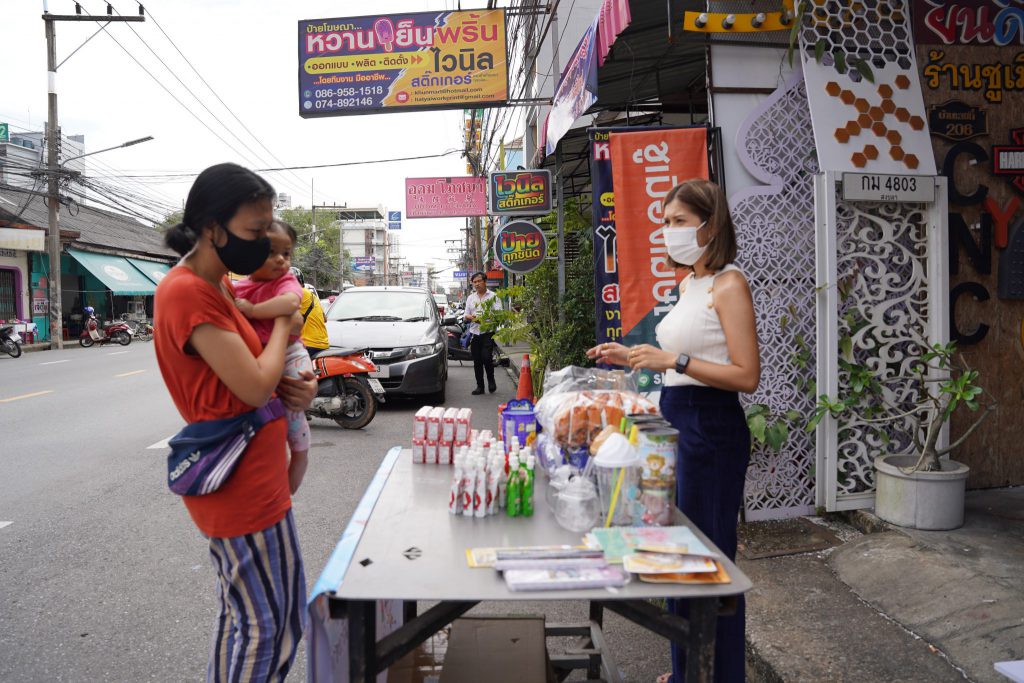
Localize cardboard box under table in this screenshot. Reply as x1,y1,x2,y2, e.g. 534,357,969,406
306,447,752,683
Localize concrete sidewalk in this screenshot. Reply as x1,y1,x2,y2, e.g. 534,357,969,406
744,487,1024,683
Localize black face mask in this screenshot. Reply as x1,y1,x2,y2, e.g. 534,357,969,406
214,226,271,275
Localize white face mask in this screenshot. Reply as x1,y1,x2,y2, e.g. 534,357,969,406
663,221,707,266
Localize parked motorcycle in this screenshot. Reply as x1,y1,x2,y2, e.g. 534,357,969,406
444,314,474,362
80,316,131,347
1,325,23,358
443,315,509,366
307,347,386,429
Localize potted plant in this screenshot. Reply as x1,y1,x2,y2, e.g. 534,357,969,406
806,332,995,530
747,301,995,530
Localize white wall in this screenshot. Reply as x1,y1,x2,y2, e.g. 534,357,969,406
710,45,797,199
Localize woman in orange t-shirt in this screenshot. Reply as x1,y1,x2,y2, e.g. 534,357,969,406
154,163,316,682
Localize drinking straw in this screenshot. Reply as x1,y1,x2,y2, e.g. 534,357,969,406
603,466,626,528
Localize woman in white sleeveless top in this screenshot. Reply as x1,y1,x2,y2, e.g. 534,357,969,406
587,179,760,683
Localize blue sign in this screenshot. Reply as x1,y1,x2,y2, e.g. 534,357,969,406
353,263,375,272
388,222,402,230
453,270,468,279
388,211,401,222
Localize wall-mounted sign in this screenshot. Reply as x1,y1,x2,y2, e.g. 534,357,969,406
927,100,988,142
487,170,552,215
494,220,547,274
0,123,8,143
453,270,468,279
387,210,402,230
405,176,487,218
841,173,937,203
922,49,1024,104
298,10,508,117
992,127,1024,194
913,0,1024,46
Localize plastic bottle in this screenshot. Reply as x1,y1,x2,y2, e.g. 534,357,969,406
449,451,465,515
497,455,509,510
462,454,478,516
485,455,500,515
522,455,536,517
506,453,521,517
473,456,487,518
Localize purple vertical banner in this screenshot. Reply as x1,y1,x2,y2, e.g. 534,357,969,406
589,128,621,345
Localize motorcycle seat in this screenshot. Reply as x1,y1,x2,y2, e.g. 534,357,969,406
315,347,370,359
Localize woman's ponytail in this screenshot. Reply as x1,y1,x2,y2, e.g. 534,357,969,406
164,221,198,256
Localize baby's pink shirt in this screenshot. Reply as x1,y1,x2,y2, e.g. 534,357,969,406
233,272,304,345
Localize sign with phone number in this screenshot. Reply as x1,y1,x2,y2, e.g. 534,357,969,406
841,173,936,203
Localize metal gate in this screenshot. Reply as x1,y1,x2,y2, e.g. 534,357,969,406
0,268,16,320
814,172,949,511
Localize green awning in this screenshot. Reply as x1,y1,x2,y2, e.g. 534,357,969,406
126,257,172,286
68,248,156,295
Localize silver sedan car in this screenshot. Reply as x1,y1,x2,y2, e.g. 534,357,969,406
325,287,450,403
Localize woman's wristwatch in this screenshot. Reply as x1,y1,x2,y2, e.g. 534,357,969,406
675,353,691,374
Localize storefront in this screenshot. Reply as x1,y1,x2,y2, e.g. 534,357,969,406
0,226,46,341
58,248,168,337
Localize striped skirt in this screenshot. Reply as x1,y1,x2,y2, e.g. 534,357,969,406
206,510,306,683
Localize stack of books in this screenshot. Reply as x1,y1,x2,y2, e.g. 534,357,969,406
466,545,629,591
586,526,731,585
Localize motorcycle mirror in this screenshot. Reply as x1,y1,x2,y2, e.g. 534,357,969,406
441,316,458,326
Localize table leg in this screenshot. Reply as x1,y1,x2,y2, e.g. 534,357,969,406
685,597,717,683
588,601,604,680
348,600,377,683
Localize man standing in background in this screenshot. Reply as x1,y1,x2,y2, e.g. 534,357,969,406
463,271,500,395
291,268,329,358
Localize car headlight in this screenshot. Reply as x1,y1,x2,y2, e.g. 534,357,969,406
408,341,444,358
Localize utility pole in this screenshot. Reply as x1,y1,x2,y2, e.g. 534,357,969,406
43,5,144,349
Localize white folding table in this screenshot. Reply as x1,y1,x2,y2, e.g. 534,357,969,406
306,447,752,682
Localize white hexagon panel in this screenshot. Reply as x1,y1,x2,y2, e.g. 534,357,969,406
799,0,936,175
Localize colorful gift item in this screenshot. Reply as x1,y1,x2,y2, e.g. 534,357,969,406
632,424,679,526
499,398,537,453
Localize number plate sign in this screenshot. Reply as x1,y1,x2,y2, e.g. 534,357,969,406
367,378,385,395
842,173,936,203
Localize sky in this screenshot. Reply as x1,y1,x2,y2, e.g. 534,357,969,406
0,0,523,287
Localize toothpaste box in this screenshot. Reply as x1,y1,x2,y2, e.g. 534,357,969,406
413,406,432,440
412,438,427,464
442,407,459,442
426,407,444,442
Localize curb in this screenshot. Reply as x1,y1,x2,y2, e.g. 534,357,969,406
21,343,52,354
746,640,786,683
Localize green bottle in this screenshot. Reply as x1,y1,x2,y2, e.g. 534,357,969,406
506,453,521,517
522,455,535,517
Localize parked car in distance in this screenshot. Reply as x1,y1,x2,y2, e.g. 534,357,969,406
433,293,450,317
325,286,448,402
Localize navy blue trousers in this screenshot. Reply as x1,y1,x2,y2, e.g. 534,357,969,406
661,385,750,683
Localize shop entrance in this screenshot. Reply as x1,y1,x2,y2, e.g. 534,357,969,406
0,268,17,320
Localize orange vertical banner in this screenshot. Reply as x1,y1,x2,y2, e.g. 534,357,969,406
609,128,709,348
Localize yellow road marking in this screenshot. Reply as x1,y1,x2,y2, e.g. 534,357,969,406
0,390,53,403
115,370,146,378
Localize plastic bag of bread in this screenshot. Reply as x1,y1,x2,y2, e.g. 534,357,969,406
535,366,657,456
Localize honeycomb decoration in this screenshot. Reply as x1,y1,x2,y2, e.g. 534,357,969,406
796,0,936,174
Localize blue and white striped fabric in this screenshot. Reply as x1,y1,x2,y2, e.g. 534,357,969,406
206,510,306,683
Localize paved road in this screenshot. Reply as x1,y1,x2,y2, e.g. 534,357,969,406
0,346,670,681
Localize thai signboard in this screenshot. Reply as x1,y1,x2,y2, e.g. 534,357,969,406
494,220,547,274
609,127,710,393
487,170,552,215
405,176,487,218
590,128,620,348
298,10,508,117
913,0,1024,46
